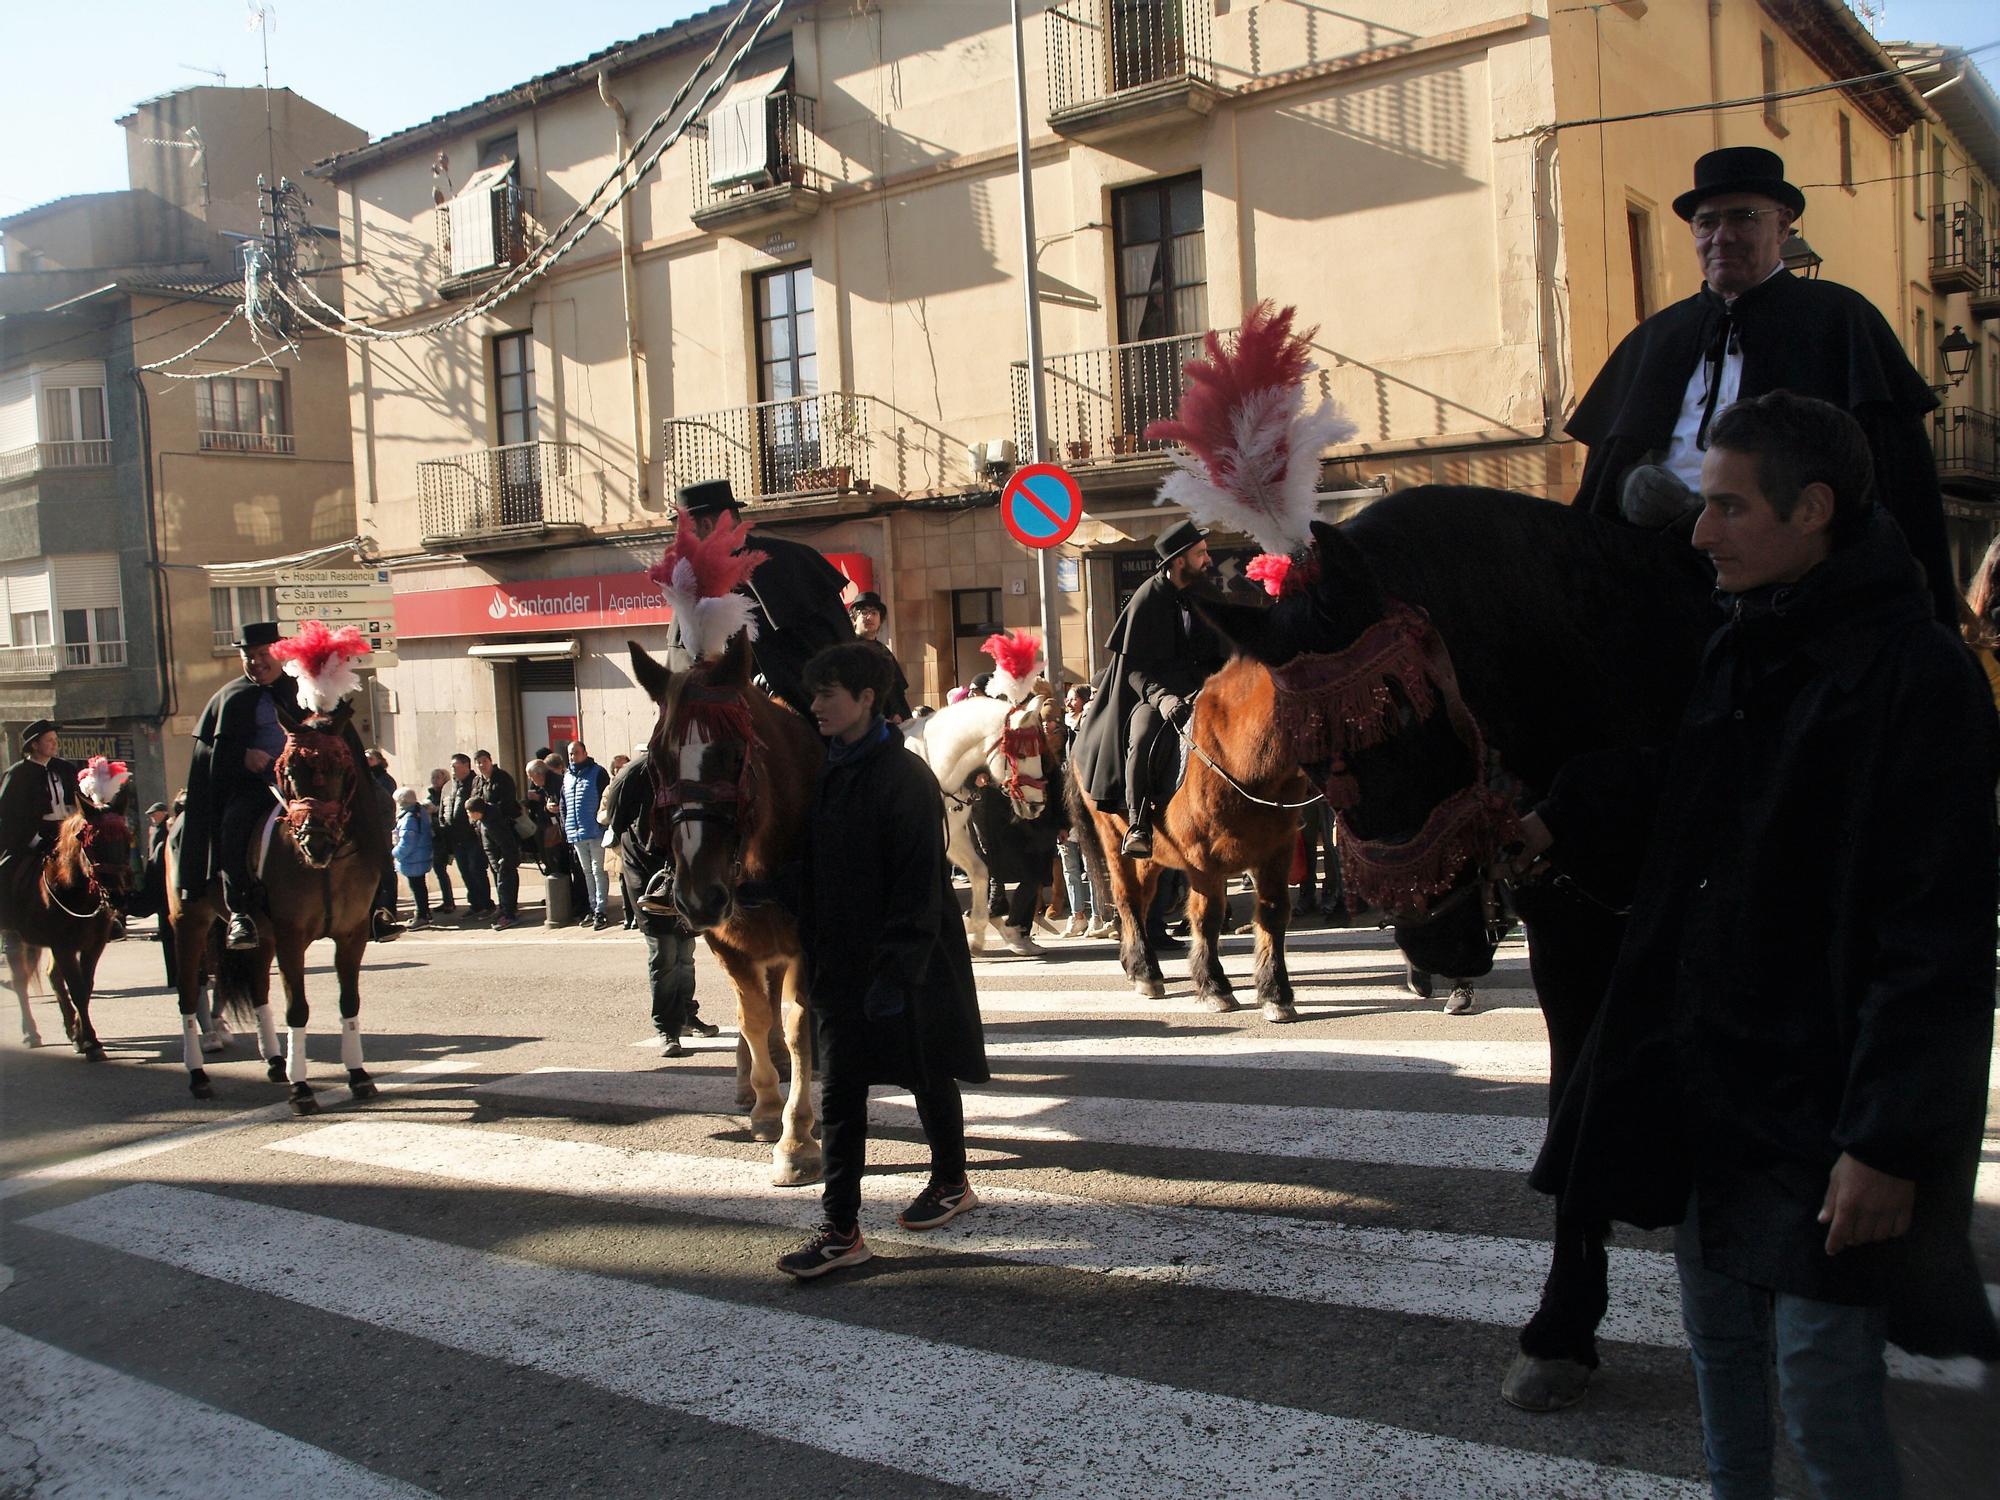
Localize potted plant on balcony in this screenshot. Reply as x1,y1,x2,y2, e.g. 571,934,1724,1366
1067,438,1093,463
1111,431,1139,456
792,464,851,493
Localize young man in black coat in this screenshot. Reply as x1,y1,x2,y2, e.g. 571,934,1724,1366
777,642,990,1279
1522,393,1998,1496
472,749,523,929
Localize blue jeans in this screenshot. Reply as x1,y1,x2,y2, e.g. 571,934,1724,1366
1058,839,1091,921
574,837,608,915
1675,1207,1898,1500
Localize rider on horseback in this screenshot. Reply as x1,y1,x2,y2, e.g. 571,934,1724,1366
1073,520,1227,859
178,620,300,952
0,719,81,946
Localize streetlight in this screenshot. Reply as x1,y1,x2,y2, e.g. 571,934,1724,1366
1779,228,1822,279
1937,325,1976,391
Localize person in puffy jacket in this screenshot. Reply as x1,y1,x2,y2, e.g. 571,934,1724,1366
392,786,437,929
560,740,612,928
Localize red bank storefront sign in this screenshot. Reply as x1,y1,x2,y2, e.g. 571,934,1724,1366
395,556,876,640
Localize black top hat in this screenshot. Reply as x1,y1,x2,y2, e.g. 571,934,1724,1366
1673,146,1805,221
21,718,57,745
237,620,283,649
676,479,739,518
849,590,887,618
1155,519,1206,565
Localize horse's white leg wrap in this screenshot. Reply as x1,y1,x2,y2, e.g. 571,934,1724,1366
181,1015,203,1072
286,1026,309,1085
194,991,214,1033
256,1003,279,1058
340,1016,363,1071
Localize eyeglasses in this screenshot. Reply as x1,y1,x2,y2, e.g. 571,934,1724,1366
1690,207,1784,236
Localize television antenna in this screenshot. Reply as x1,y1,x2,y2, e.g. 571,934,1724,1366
178,63,227,85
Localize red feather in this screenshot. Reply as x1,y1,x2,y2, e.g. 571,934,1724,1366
272,620,371,676
981,629,1040,680
649,510,768,598
1144,301,1316,469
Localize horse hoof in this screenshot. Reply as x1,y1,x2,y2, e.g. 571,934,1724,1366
748,1116,783,1144
21,1031,40,1048
267,1057,287,1084
1199,994,1240,1014
349,1073,378,1101
772,1154,824,1188
1261,1002,1300,1025
189,1071,214,1100
1133,977,1165,999
1500,1352,1593,1413
81,1042,107,1061
290,1086,319,1116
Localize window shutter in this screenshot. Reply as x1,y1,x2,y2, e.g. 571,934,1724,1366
0,376,32,453
448,161,514,276
38,361,106,389
50,553,122,611
2,561,52,620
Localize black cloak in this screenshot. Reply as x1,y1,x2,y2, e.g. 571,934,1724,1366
177,673,299,896
1567,269,1956,625
0,755,80,857
742,532,856,710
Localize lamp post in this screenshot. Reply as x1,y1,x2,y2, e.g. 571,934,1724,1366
1779,228,1822,279
1937,325,1976,392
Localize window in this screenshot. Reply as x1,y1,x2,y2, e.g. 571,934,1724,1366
753,264,822,493
1933,136,1948,221
1760,35,1785,135
1113,174,1206,456
1911,130,1925,219
51,554,122,668
197,373,291,454
1911,309,1929,379
1109,0,1188,91
211,583,276,653
1625,204,1654,320
40,383,108,466
492,331,542,524
61,607,124,668
1838,113,1853,191
951,587,1003,689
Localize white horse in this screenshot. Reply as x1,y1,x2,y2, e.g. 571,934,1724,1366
906,695,1054,956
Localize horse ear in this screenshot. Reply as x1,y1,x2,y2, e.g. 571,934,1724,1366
274,694,305,735
1193,593,1286,665
712,628,753,689
1310,519,1385,614
629,641,673,703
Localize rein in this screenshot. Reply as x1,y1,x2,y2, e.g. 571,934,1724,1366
1170,714,1325,812
655,680,760,888
41,812,125,921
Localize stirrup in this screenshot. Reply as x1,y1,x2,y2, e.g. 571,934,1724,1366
1120,817,1153,858
224,913,259,951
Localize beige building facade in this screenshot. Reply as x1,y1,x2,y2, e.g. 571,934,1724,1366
313,1,1987,778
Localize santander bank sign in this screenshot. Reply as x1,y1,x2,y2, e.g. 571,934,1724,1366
394,556,875,640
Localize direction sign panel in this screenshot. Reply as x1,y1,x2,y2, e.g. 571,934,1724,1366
276,601,396,624
278,568,392,588
276,585,394,607
1000,463,1084,550
275,568,400,667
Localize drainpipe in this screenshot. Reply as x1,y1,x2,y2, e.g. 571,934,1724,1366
1922,58,1967,103
598,72,650,510
1706,2,1724,151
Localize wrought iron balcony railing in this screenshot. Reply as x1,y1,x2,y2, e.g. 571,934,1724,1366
688,93,818,222
1930,202,1987,294
1971,249,2000,320
0,439,113,480
1011,331,1208,468
417,440,622,545
0,644,56,676
199,429,296,455
434,182,538,295
664,391,870,504
1933,405,1999,489
1046,0,1214,117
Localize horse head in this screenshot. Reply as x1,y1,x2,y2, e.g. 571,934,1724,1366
275,701,358,869
1199,519,1515,978
632,632,761,932
56,801,133,909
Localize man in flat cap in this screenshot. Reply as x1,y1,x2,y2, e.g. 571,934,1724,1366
1072,520,1225,859
676,479,857,715
1568,145,1956,624
0,719,80,940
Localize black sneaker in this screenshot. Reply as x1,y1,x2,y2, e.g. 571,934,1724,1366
898,1178,978,1231
684,1016,721,1038
776,1222,870,1279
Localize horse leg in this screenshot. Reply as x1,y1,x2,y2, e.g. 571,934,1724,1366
276,937,317,1115
1250,850,1298,1024
716,946,781,1135
956,834,995,955
1184,875,1238,1013
771,956,821,1186
9,947,39,1047
70,940,107,1059
1097,815,1163,998
173,915,215,1097
333,929,375,1100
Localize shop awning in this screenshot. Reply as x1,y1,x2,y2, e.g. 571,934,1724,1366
467,639,577,661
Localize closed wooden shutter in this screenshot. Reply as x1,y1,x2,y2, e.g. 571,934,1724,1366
50,553,122,610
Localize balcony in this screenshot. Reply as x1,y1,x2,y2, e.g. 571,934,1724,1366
0,439,113,481
688,93,821,236
199,429,296,456
416,440,624,553
664,391,871,505
1970,250,2000,323
1011,331,1207,475
1046,0,1219,144
1929,202,1987,296
62,640,126,669
0,645,56,677
434,181,538,301
1933,406,2000,496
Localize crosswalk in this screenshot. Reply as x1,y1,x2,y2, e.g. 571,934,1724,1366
3,924,1993,1497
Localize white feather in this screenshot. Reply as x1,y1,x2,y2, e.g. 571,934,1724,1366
665,556,760,661
78,763,130,808
1153,394,1355,555
285,653,361,713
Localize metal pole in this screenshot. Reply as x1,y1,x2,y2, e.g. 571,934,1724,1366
1010,0,1066,684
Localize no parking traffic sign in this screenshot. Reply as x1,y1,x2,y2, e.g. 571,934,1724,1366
1000,463,1083,549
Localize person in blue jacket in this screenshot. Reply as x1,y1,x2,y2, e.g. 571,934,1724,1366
560,739,612,929
391,786,437,929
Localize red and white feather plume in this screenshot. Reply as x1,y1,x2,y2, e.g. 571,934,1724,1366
79,755,130,808
273,620,371,712
1146,301,1355,557
650,511,768,660
981,629,1042,704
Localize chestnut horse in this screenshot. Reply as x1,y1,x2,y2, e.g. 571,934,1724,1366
168,701,385,1110
1066,657,1315,1020
630,633,824,1186
6,802,131,1055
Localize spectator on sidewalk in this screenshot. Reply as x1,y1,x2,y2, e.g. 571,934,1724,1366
392,786,436,929
561,740,612,929
424,768,457,914
441,753,492,918
473,749,523,930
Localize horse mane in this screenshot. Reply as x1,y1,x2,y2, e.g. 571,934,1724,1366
53,807,127,884
1331,487,1716,790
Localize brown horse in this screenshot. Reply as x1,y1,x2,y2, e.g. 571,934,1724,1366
6,803,132,1055
1066,657,1314,1020
630,633,824,1186
168,702,384,1110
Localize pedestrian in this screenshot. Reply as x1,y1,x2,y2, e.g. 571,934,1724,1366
848,589,913,721
561,740,612,929
603,748,718,1054
473,749,522,930
441,753,493,918
364,749,400,925
1527,392,1999,1496
776,641,989,1279
425,768,457,914
391,786,435,929
602,749,642,928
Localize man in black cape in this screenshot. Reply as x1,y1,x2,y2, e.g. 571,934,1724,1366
1568,145,1957,625
0,719,81,937
1071,520,1226,858
675,478,854,713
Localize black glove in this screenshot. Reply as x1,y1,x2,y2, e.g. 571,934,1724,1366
1161,694,1193,728
863,977,908,1022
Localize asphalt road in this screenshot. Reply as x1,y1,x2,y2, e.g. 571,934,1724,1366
2,905,1994,1498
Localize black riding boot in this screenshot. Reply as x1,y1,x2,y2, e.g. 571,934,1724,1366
1120,800,1153,860
221,871,260,951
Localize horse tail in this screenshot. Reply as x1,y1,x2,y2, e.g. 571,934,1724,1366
214,940,261,1026
1063,759,1113,909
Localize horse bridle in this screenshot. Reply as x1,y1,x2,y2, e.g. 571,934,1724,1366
274,724,358,869
41,811,126,920
653,680,759,889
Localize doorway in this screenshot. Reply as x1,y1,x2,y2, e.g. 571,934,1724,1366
517,658,578,768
